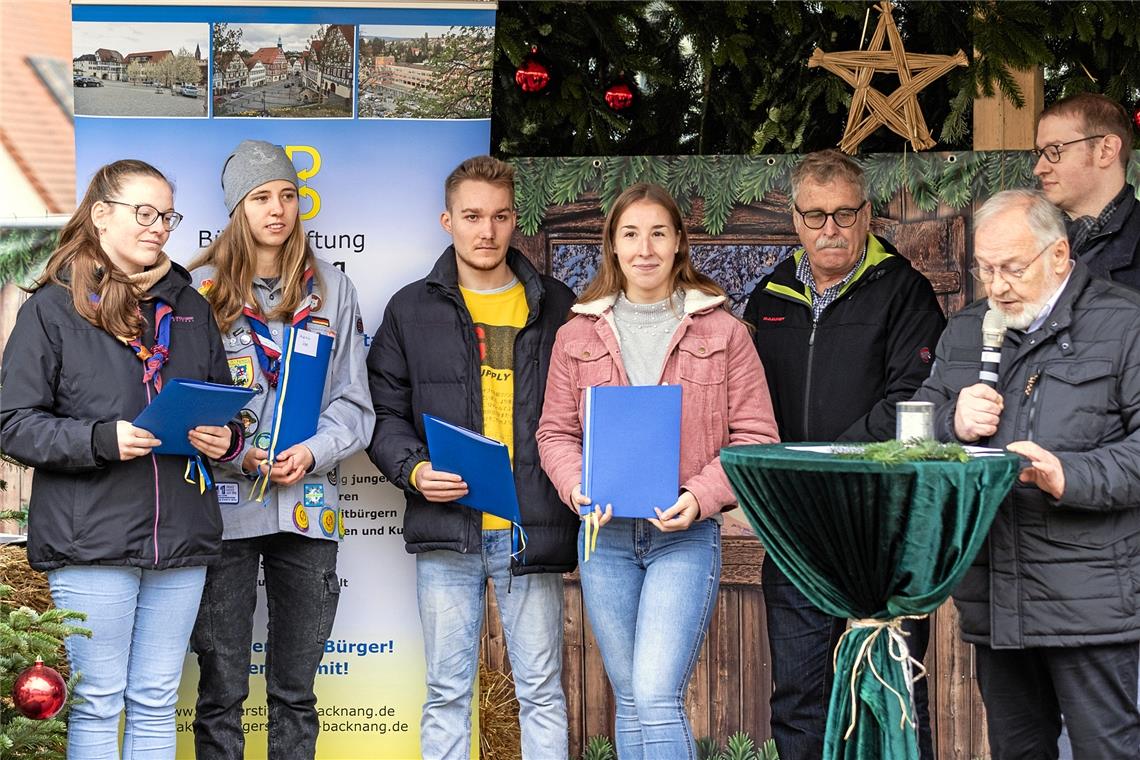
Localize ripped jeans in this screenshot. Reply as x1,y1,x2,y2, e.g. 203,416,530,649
191,533,340,760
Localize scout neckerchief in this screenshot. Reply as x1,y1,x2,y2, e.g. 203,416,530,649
131,299,212,492
126,301,172,391
92,290,212,492
241,267,315,388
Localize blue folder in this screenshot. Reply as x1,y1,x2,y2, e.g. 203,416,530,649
581,384,682,518
133,378,256,456
265,326,333,458
422,414,521,523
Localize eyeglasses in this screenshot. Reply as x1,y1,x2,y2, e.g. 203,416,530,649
103,200,183,231
794,201,867,230
969,240,1058,283
1030,135,1105,164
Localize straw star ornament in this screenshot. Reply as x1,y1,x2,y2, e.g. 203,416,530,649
808,0,968,154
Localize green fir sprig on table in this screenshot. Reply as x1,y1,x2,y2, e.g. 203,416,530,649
834,440,970,464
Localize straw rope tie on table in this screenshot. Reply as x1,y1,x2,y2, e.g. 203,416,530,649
837,615,929,740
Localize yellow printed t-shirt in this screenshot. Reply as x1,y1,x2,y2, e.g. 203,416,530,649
460,279,527,530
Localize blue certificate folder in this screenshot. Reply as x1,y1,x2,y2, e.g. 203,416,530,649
266,326,333,456
422,414,521,523
133,379,255,456
581,384,682,517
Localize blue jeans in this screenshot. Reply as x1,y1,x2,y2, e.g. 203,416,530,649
762,559,933,760
191,533,340,760
48,564,207,760
579,517,721,760
416,530,567,760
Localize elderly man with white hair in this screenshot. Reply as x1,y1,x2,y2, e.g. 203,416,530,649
911,188,1140,759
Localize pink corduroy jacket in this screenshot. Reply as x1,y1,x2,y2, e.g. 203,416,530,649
536,289,780,520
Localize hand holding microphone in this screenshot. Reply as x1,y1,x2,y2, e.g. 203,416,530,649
954,309,1007,441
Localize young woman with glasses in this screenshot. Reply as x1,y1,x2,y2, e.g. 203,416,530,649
0,159,239,758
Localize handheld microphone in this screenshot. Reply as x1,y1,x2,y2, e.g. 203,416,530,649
979,309,1007,388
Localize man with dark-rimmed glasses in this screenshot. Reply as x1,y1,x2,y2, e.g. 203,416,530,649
743,149,945,760
1034,92,1140,288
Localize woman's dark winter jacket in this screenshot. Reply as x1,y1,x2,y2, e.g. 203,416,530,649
912,261,1140,648
1,263,231,571
743,235,946,442
366,247,579,575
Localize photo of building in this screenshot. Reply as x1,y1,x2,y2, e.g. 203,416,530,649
357,24,491,119
72,22,208,117
213,22,354,118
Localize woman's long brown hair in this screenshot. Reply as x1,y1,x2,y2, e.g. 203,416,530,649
188,187,317,334
577,182,727,306
32,159,170,339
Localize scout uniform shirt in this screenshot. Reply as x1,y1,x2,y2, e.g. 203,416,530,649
192,258,374,542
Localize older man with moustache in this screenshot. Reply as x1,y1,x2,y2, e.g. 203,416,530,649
911,188,1140,759
744,150,945,760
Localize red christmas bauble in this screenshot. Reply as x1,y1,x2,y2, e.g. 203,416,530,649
1133,106,1140,131
515,47,550,94
604,82,634,111
12,659,67,720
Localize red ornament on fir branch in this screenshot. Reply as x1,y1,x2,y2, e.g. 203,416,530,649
12,658,67,720
1132,105,1140,131
605,82,634,111
515,46,550,94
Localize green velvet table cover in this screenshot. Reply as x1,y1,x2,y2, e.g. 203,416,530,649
721,444,1019,760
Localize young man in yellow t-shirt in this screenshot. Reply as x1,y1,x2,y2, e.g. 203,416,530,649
366,156,578,760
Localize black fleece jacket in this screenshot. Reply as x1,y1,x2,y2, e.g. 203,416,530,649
743,235,946,443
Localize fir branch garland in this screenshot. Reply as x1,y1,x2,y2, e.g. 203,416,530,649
513,152,1102,236
835,440,971,464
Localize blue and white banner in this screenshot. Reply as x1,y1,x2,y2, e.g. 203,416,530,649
73,2,494,757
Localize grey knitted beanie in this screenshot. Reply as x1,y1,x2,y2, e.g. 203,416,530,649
221,139,299,215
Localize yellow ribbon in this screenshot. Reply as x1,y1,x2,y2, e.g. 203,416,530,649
833,614,929,742
248,456,274,502
582,510,601,563
183,456,209,495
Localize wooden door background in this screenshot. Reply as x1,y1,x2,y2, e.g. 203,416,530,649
480,185,992,759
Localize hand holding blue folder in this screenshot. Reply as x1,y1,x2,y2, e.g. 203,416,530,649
422,414,521,523
133,378,255,456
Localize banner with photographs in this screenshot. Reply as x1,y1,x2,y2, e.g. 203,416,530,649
72,2,494,758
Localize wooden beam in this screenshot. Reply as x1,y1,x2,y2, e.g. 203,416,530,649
973,65,1044,150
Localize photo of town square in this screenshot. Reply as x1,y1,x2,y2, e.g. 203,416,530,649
212,23,354,118
72,23,209,117
357,25,492,119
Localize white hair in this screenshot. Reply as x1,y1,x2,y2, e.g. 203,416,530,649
974,189,1066,249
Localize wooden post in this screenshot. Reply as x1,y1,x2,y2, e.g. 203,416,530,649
973,64,1044,150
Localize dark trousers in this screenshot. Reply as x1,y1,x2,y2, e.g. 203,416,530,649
763,559,933,760
974,641,1140,760
191,533,340,760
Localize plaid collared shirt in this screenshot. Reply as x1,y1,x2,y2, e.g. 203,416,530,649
795,244,867,321
1067,184,1129,257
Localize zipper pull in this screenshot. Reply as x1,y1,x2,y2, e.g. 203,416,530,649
1024,371,1040,398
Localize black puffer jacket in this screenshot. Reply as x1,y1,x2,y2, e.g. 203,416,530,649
1,263,231,571
1071,183,1140,290
743,235,946,442
912,261,1140,648
366,247,579,575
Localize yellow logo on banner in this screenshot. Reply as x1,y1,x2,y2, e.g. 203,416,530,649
286,145,321,221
